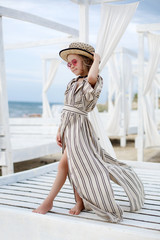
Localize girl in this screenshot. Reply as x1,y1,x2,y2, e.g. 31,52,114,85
33,42,144,223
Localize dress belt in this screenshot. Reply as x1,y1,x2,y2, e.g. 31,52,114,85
63,105,88,116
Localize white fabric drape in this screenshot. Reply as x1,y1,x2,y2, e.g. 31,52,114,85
123,54,132,133
142,33,160,147
106,53,131,136
42,59,61,118
155,74,160,87
106,54,122,136
108,74,116,114
97,2,139,72
89,2,139,157
155,74,160,114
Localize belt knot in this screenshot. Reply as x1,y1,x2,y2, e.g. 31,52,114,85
63,105,88,116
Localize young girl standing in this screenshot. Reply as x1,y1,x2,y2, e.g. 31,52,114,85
33,42,144,223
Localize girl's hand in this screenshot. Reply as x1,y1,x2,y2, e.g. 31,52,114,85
56,127,62,147
92,52,101,64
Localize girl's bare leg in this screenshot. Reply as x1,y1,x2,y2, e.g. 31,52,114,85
33,149,68,214
69,188,84,215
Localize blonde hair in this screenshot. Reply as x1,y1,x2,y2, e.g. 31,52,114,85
80,55,93,72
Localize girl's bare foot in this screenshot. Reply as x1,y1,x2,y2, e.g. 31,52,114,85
69,201,84,215
32,197,53,214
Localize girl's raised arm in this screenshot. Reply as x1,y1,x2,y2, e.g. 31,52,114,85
88,53,100,87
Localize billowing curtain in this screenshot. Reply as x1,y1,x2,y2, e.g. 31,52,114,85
42,59,61,118
97,2,139,71
154,75,160,127
108,72,116,115
89,1,138,157
106,53,131,136
142,33,160,147
123,54,132,133
155,74,160,114
106,54,122,136
155,74,160,87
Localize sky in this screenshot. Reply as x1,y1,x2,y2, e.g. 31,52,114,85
0,0,160,104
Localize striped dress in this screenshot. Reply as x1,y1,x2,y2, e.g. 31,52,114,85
60,75,144,223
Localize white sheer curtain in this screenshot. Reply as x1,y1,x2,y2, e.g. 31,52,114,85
97,2,139,72
155,74,160,87
108,74,116,114
106,54,122,136
155,75,160,126
89,2,139,157
122,53,132,134
142,33,160,147
42,59,61,118
155,74,160,113
106,53,131,136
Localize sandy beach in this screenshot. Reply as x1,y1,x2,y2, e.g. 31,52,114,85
13,135,160,174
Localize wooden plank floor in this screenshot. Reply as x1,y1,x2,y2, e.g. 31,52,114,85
0,162,160,240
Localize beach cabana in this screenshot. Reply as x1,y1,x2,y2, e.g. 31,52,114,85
0,0,140,175
136,23,160,161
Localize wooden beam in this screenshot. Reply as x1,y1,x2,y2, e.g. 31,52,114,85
71,0,125,4
79,0,89,42
137,33,144,162
5,37,78,50
137,23,160,33
115,47,137,58
0,17,13,174
120,50,126,147
0,6,79,36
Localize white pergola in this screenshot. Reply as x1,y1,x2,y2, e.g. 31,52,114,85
0,0,139,175
137,22,160,161
0,6,78,175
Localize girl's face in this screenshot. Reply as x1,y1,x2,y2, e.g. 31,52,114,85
67,54,88,76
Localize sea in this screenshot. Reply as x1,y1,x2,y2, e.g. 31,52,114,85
8,101,63,118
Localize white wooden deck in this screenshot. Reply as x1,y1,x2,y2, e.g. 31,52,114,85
10,118,60,163
0,161,160,240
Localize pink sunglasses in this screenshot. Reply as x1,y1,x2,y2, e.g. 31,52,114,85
67,59,78,68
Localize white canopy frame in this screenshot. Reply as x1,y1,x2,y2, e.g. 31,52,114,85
136,23,160,161
0,6,78,175
0,0,140,175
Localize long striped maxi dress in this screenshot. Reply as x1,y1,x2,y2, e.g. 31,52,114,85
60,75,145,223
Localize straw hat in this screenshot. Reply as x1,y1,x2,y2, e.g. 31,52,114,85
59,42,95,62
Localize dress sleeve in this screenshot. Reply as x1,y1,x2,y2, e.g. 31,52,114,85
83,75,103,102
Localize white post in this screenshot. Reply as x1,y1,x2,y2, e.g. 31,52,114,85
107,75,113,115
155,86,158,112
128,73,133,112
42,59,47,118
79,0,89,43
120,49,126,147
137,33,144,161
0,17,13,175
